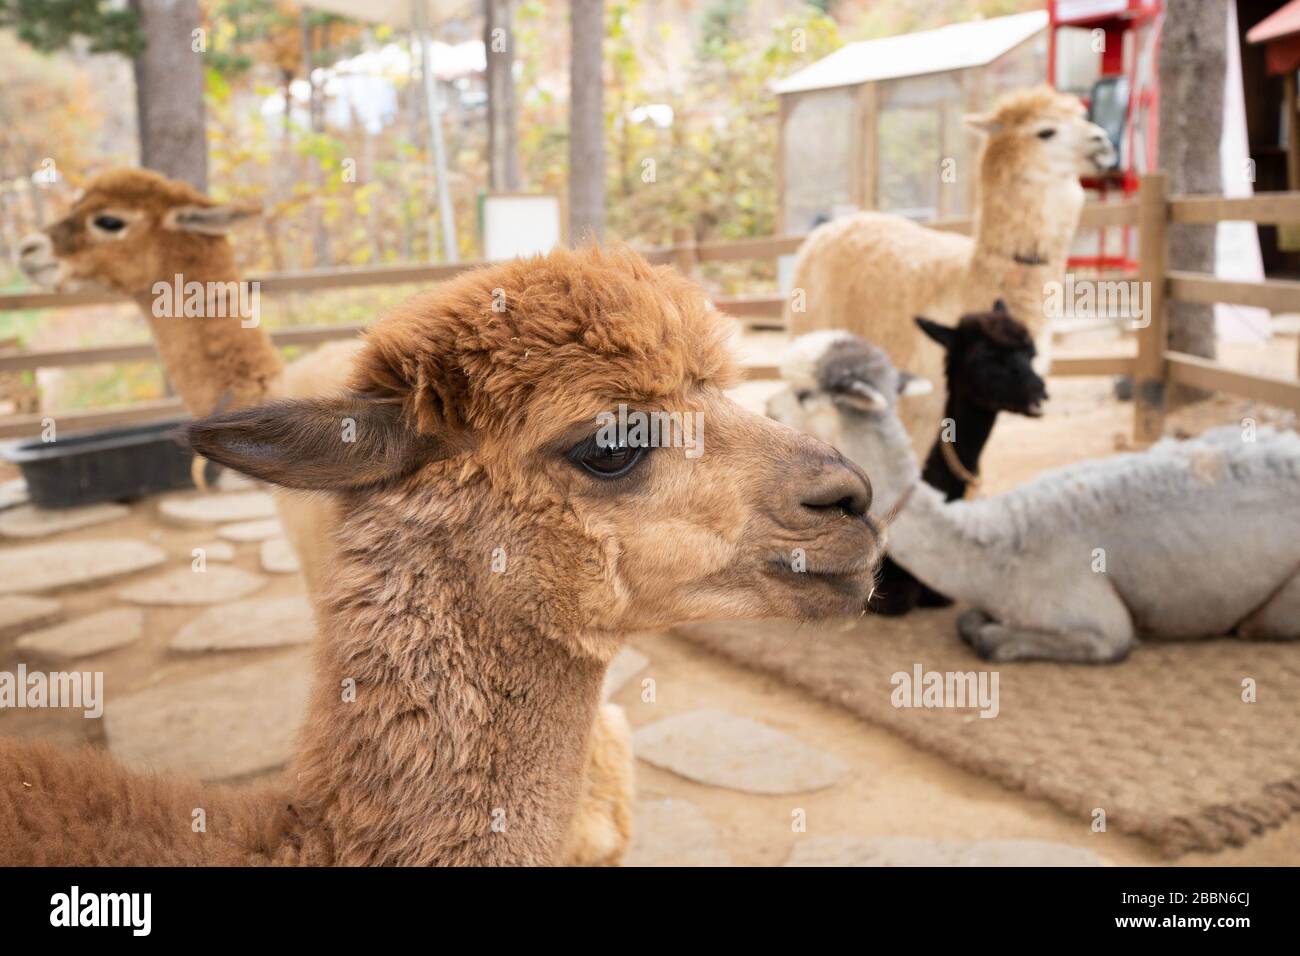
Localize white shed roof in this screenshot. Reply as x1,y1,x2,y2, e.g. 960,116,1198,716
773,10,1049,95
298,0,472,29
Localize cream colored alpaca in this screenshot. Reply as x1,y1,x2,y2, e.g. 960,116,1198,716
1,245,882,865
787,86,1115,448
18,170,631,864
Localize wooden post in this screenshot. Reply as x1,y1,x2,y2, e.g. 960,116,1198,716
862,82,878,211
1133,172,1169,444
672,226,698,282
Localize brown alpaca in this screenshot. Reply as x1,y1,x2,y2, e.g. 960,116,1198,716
786,86,1115,450
0,245,880,865
19,169,282,415
17,169,622,863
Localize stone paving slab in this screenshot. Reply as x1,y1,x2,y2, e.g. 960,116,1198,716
260,538,301,574
214,471,257,492
159,492,277,527
0,478,29,511
15,607,145,660
624,798,733,867
105,651,311,781
119,565,267,606
0,503,130,539
194,541,236,563
633,708,848,795
784,836,1104,867
171,596,315,652
217,518,284,543
0,595,63,636
603,647,649,699
0,540,167,595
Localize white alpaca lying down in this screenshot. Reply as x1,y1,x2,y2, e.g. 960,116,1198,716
772,333,1300,663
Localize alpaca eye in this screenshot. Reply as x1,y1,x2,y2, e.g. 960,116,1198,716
1036,128,1057,140
92,214,127,233
568,435,646,479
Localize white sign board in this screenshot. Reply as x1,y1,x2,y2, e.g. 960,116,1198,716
483,194,562,261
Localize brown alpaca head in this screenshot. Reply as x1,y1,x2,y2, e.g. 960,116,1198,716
966,85,1115,181
915,301,1048,418
17,168,258,295
189,246,881,658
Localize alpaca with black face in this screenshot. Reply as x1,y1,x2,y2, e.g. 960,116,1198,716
868,303,1049,613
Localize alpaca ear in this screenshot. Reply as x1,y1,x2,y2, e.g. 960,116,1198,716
898,373,934,398
165,203,262,235
186,395,446,490
826,380,889,413
915,316,956,350
963,112,1002,136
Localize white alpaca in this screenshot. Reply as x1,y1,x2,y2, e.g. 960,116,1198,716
773,333,1300,664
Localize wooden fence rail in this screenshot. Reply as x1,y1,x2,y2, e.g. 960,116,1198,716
0,187,1295,442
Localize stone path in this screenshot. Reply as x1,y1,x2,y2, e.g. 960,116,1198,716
194,541,235,563
16,607,145,660
119,565,267,606
624,798,733,867
0,503,129,539
604,646,649,698
0,594,63,636
784,836,1104,867
0,478,29,510
171,596,315,652
633,708,848,795
104,652,312,780
260,538,301,574
159,491,277,527
0,539,166,594
217,518,284,542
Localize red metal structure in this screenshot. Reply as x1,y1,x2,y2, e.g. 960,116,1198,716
1048,0,1163,270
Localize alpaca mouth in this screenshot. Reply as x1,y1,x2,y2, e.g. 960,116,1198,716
20,259,65,288
1022,399,1045,417
766,551,879,582
1088,148,1117,173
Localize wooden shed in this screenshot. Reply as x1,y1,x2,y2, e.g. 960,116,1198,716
774,10,1049,233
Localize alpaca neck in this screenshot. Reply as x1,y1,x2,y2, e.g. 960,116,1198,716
873,411,992,603
290,510,607,866
921,392,997,501
131,239,282,416
965,165,1083,331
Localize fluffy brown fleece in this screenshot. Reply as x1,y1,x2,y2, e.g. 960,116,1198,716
1,245,880,865
32,169,283,415
21,171,635,865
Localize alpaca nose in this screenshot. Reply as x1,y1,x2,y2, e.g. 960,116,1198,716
18,233,50,259
800,455,872,519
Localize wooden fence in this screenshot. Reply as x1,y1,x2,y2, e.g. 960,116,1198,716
0,179,1296,442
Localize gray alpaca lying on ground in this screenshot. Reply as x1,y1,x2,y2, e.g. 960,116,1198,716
770,332,1300,663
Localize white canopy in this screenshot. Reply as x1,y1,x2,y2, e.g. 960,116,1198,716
298,0,472,28
773,10,1048,96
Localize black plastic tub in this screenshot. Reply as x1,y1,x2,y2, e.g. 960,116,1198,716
0,418,215,509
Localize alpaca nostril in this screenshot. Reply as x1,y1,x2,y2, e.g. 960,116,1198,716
800,466,872,519
18,236,46,258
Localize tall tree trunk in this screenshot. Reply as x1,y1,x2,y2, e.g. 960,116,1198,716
485,0,521,192
130,0,208,192
1159,0,1225,375
569,0,605,242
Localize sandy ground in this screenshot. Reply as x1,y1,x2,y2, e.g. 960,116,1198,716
1,330,1297,865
